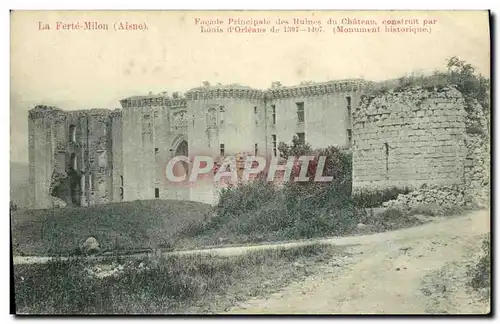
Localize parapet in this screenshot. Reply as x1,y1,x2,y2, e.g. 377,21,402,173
120,93,187,108
264,79,370,100
185,83,264,100
121,78,372,105
29,105,121,120
28,105,65,119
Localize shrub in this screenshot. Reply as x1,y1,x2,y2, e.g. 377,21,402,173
352,187,411,208
470,236,491,290
214,179,277,224
10,200,18,213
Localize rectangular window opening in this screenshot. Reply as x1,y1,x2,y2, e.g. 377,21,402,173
272,135,277,157
296,102,304,123
220,143,225,156
297,132,305,145
155,188,160,199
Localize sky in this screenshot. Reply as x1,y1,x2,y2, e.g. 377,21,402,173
10,10,491,163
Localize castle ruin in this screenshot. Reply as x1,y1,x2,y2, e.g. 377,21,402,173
27,79,490,209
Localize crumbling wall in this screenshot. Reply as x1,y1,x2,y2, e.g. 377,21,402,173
85,110,114,205
111,110,123,202
352,87,468,192
463,100,490,207
28,106,117,209
382,184,466,208
28,106,65,209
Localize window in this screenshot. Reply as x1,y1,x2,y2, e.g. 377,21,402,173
271,105,276,125
254,143,258,156
254,106,258,125
297,132,305,145
155,188,160,199
120,175,124,187
220,143,225,156
69,125,76,142
346,96,352,121
272,135,277,157
347,129,352,146
90,173,95,192
155,148,159,154
296,102,304,123
70,153,77,170
219,106,225,125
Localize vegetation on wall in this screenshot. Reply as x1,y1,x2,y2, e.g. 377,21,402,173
364,56,490,137
366,57,490,109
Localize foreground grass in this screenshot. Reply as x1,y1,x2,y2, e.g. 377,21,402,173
11,200,211,256
14,243,347,314
171,205,433,251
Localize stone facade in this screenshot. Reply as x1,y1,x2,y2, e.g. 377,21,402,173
352,86,490,207
28,79,365,208
353,87,469,190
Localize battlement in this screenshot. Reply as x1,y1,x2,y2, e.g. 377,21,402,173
29,105,121,120
28,105,64,119
120,95,187,108
264,79,369,99
185,83,264,100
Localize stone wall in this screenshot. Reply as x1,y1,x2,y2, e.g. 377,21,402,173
352,87,468,191
354,86,490,209
463,100,490,207
120,94,190,202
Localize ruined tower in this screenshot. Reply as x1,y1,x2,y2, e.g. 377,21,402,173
28,106,122,209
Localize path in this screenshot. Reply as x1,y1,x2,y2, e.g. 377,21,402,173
224,209,490,314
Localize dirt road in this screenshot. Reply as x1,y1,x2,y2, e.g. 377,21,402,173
225,209,490,314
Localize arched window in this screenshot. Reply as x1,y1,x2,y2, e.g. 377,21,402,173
69,125,76,142
70,153,77,170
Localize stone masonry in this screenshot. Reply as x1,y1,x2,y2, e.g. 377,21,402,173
353,87,468,190
28,80,490,208
353,86,490,208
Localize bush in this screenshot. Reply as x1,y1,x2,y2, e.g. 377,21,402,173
352,187,411,208
470,236,491,290
214,179,277,226
10,200,18,213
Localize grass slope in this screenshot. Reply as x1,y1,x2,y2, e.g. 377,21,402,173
14,244,346,314
11,200,211,256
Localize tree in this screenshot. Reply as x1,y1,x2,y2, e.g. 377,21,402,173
445,56,490,112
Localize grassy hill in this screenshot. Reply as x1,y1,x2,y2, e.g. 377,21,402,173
11,199,211,256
